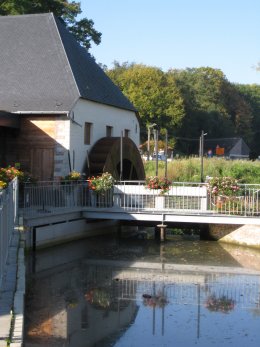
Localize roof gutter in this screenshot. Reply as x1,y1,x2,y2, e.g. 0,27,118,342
13,111,69,115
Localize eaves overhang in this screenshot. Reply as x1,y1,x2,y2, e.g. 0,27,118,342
0,111,20,129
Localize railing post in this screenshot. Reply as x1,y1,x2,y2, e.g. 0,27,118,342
0,178,18,291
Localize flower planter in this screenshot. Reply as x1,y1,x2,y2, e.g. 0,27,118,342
155,196,166,209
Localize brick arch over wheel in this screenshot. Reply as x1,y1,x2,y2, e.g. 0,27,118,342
87,137,145,180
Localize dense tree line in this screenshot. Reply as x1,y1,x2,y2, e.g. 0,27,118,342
106,63,260,157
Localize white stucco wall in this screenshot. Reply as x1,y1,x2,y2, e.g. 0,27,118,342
53,117,71,178
69,99,140,174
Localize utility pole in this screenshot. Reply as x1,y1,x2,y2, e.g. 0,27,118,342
154,127,159,176
200,130,207,182
165,130,168,179
120,131,123,180
147,123,157,161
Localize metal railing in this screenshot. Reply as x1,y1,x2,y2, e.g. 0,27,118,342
114,181,208,212
22,180,260,217
87,263,260,309
0,177,18,288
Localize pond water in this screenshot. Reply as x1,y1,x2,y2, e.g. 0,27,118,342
24,229,260,347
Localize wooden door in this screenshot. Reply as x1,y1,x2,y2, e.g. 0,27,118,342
30,148,54,181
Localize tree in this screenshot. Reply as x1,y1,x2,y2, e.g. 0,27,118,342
0,0,101,49
224,83,252,143
106,62,185,142
169,67,253,152
236,84,260,157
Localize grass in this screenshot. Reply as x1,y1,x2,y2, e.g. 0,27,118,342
144,157,260,183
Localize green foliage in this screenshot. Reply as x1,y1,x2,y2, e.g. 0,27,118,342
144,158,260,183
235,84,260,157
106,62,185,141
170,67,253,148
169,67,228,114
107,63,257,155
0,0,101,49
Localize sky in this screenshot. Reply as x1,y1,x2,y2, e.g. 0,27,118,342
80,0,260,85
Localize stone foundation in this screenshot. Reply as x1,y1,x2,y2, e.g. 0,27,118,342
208,224,240,240
208,224,260,249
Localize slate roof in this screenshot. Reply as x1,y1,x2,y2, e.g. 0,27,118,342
0,13,136,113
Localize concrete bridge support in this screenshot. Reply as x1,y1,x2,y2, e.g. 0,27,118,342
208,224,260,249
155,224,167,242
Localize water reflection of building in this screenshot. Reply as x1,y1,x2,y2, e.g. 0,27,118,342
25,264,139,347
25,260,260,346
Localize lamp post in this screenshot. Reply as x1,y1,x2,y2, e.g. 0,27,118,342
164,129,168,179
154,127,159,176
200,130,207,182
147,123,157,161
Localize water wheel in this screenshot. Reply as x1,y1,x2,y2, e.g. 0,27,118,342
86,137,145,180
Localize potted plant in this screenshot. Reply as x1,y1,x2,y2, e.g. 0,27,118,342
145,176,171,195
0,166,22,184
88,172,115,207
63,170,82,182
207,176,240,209
145,176,171,209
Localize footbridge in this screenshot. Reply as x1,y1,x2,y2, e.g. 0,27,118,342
22,180,260,227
